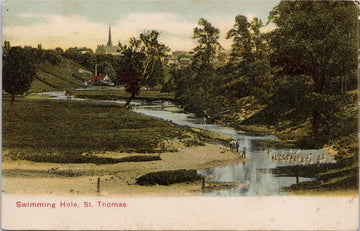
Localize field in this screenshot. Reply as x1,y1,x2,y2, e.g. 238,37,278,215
71,88,175,102
2,96,224,162
2,95,242,195
29,58,93,93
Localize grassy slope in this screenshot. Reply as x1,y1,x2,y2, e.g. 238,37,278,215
29,58,93,93
222,91,359,192
3,96,217,164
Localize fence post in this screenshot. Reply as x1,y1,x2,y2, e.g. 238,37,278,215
97,177,100,194
202,176,205,191
296,167,299,185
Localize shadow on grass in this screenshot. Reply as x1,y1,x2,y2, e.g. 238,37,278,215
6,151,161,165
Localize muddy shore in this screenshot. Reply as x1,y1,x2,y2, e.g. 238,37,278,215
2,143,244,196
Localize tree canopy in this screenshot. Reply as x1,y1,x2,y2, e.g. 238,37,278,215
3,46,37,105
268,0,358,143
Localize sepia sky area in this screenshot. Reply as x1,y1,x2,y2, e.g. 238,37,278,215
3,0,279,51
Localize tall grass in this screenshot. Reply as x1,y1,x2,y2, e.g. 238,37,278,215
2,97,186,163
72,89,175,102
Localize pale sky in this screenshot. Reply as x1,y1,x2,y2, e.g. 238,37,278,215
3,0,279,52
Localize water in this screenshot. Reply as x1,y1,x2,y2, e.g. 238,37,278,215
38,91,335,196
37,91,143,105
133,104,335,196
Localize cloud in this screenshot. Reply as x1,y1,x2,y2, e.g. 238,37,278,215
113,12,198,50
3,11,256,51
4,12,201,51
4,14,107,49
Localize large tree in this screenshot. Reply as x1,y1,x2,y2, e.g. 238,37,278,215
192,18,223,67
116,30,169,108
3,46,37,105
225,15,273,102
268,0,358,142
173,19,225,121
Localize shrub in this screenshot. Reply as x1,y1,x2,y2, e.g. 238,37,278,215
136,169,202,185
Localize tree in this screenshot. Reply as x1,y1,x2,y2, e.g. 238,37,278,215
225,15,252,63
81,51,95,71
3,46,36,105
42,49,62,65
225,15,273,102
97,61,116,80
64,48,82,63
192,18,223,67
268,0,358,142
115,30,169,107
173,19,226,121
54,47,64,56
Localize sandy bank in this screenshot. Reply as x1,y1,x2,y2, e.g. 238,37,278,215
2,143,244,196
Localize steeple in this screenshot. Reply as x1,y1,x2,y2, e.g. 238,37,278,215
107,26,113,47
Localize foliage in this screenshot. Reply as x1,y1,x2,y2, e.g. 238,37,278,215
174,19,227,121
192,18,223,66
225,15,273,103
42,49,62,65
268,0,358,143
136,169,202,186
113,30,169,107
97,60,116,79
3,46,37,104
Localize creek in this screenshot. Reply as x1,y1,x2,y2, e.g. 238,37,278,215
38,92,335,196
133,104,335,196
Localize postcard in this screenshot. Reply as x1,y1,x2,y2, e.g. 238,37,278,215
1,0,359,230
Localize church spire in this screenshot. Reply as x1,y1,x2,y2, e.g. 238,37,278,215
107,26,113,46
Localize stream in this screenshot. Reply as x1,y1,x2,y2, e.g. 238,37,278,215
38,91,335,196
133,104,335,197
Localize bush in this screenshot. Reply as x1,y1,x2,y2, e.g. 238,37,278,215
136,169,202,185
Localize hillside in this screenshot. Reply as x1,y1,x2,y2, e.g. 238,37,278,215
29,58,93,93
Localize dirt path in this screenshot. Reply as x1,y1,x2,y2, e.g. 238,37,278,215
2,143,244,196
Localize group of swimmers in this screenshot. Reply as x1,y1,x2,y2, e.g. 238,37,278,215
268,149,328,165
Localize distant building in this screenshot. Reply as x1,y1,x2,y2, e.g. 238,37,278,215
163,56,179,65
162,51,192,67
74,47,93,54
96,26,122,56
89,74,112,85
179,57,191,66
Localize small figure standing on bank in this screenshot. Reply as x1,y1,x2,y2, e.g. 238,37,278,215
243,147,247,158
236,139,240,152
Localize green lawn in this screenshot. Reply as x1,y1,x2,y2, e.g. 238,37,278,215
29,58,93,93
2,96,189,163
72,88,175,102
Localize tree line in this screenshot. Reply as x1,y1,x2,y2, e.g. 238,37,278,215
171,1,358,149
3,0,358,148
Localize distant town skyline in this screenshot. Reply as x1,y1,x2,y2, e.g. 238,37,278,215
3,0,279,51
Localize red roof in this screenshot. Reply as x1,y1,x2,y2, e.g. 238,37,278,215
90,75,106,82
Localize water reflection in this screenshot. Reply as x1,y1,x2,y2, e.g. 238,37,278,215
134,104,334,197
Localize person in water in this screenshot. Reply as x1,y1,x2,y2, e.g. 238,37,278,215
243,147,247,158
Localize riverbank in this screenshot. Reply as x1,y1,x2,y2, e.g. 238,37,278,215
2,143,244,196
2,96,244,195
70,88,175,103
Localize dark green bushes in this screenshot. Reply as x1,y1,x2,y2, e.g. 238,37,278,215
136,169,202,186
